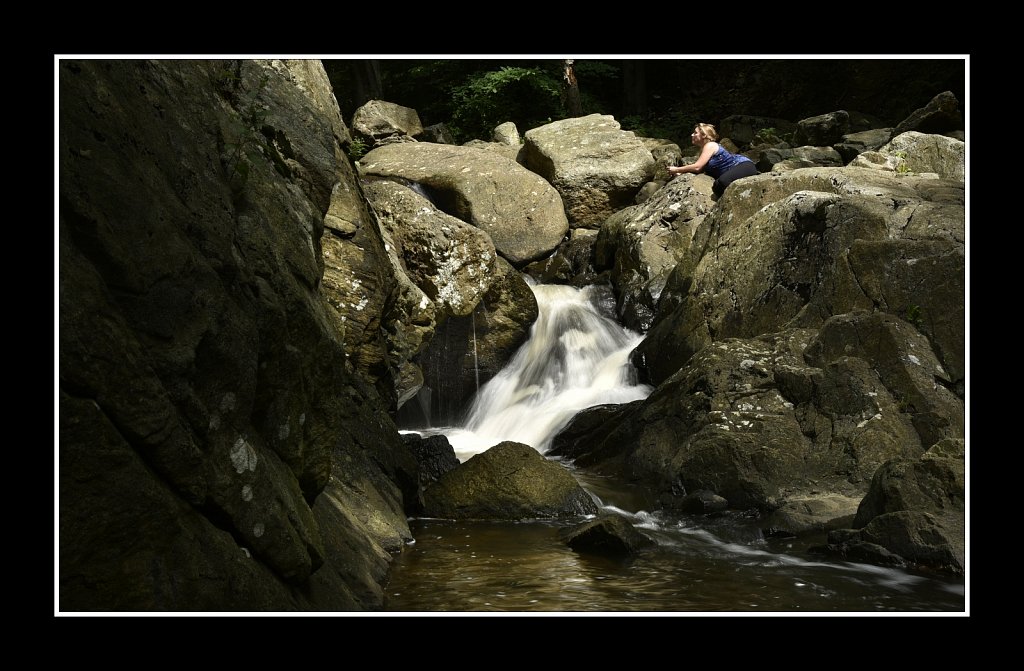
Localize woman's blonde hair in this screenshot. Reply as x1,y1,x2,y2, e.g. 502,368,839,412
695,123,719,141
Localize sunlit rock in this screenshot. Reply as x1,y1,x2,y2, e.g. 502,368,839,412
360,142,568,267
524,114,656,229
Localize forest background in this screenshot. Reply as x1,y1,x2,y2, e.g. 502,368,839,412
323,57,967,148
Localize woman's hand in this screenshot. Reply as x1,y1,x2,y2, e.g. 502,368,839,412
668,165,686,175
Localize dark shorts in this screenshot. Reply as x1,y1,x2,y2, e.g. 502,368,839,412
713,161,759,197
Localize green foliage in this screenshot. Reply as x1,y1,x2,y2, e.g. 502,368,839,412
448,66,563,142
892,150,912,175
339,59,964,154
905,304,923,326
754,127,780,144
346,136,369,161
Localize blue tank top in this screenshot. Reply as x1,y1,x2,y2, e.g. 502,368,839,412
704,145,753,178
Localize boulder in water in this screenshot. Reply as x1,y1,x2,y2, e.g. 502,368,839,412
421,441,598,520
560,514,655,557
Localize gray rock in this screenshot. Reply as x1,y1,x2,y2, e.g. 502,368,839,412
805,311,964,447
403,433,461,486
364,179,497,317
405,257,538,427
677,490,730,514
360,142,569,267
633,167,964,384
594,175,713,331
575,331,873,510
720,115,798,148
833,128,894,164
523,228,600,285
881,131,965,181
793,110,851,146
854,438,965,527
400,432,460,515
764,494,861,535
827,510,963,574
322,178,433,406
418,122,456,144
493,121,521,146
548,401,644,463
524,114,656,228
422,442,599,520
351,99,424,144
461,138,524,163
892,91,963,137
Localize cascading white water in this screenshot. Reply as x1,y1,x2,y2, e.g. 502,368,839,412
441,283,653,462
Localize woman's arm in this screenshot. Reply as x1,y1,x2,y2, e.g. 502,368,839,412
668,142,719,175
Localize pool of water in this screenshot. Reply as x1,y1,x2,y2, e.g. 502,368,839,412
383,470,966,614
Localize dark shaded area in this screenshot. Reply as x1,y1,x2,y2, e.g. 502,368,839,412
324,58,965,145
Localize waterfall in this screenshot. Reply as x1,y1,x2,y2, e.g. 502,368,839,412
441,283,653,461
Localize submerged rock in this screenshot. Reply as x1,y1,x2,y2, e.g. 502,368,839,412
560,514,655,557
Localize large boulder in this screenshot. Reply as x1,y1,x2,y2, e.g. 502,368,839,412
793,110,851,147
524,114,656,229
763,494,862,535
632,167,965,388
399,432,461,516
892,91,963,137
763,146,845,172
363,179,497,318
823,437,965,575
594,175,713,331
351,99,424,145
720,115,798,148
560,515,655,557
833,128,894,164
804,311,964,447
881,131,965,181
523,228,600,286
421,442,599,520
321,170,432,407
399,257,539,428
359,142,569,267
557,329,923,513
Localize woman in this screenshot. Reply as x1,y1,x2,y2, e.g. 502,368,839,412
668,123,758,197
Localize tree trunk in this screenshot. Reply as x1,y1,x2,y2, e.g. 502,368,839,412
622,60,647,117
351,60,383,108
562,59,583,117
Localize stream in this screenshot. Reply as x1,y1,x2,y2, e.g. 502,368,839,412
387,282,967,614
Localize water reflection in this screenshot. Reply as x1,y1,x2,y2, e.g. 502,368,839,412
384,514,965,613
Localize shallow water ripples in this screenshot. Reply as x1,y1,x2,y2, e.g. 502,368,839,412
383,516,966,613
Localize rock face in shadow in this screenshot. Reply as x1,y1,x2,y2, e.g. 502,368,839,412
560,515,655,557
818,438,965,573
398,256,539,428
59,59,415,611
422,442,598,520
